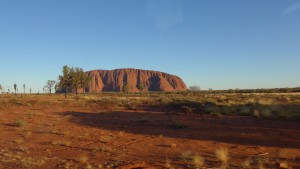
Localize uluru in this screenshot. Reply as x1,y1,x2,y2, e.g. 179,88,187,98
84,68,187,92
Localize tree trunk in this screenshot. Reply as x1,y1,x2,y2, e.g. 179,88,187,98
65,86,67,99
81,85,85,94
76,87,78,96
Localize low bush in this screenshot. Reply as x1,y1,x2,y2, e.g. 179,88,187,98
16,119,26,127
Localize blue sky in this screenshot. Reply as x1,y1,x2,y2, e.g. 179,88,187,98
0,0,299,92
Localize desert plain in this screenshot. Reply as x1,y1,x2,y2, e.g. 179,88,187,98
0,92,299,169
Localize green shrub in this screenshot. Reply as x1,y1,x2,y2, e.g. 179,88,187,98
16,119,26,127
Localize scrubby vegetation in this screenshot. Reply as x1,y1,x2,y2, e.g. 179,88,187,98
1,91,300,120
75,91,300,120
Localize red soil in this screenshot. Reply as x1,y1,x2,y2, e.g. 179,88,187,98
0,96,299,169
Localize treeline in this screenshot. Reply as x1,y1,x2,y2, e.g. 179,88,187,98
197,87,300,94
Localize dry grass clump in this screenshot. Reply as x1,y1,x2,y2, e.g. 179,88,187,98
279,161,291,169
118,131,126,137
50,140,72,146
58,159,79,169
165,159,172,168
14,138,24,144
193,154,205,169
93,147,112,153
26,99,39,106
180,151,205,168
252,108,271,119
215,147,229,163
215,147,229,169
180,150,193,161
257,99,274,105
78,155,89,163
86,98,121,111
242,157,252,169
100,135,113,143
23,131,32,138
62,130,71,136
181,105,195,114
279,149,299,160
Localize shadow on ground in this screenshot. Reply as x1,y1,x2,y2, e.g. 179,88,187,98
61,111,300,149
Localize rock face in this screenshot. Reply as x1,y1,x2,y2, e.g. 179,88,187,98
85,68,187,92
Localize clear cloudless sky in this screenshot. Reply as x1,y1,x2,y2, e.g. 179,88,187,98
0,0,300,93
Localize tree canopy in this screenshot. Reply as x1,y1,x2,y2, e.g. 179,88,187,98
58,65,91,98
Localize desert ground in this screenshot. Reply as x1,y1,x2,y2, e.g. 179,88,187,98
0,92,299,169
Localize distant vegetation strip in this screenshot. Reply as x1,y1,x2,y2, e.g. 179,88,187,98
195,87,300,94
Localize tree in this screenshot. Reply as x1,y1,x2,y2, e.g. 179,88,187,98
58,65,91,97
189,85,201,91
70,67,81,96
78,69,92,94
68,67,91,95
23,84,25,94
45,80,56,94
30,88,32,94
55,84,59,93
0,84,2,93
58,65,72,98
14,84,17,94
